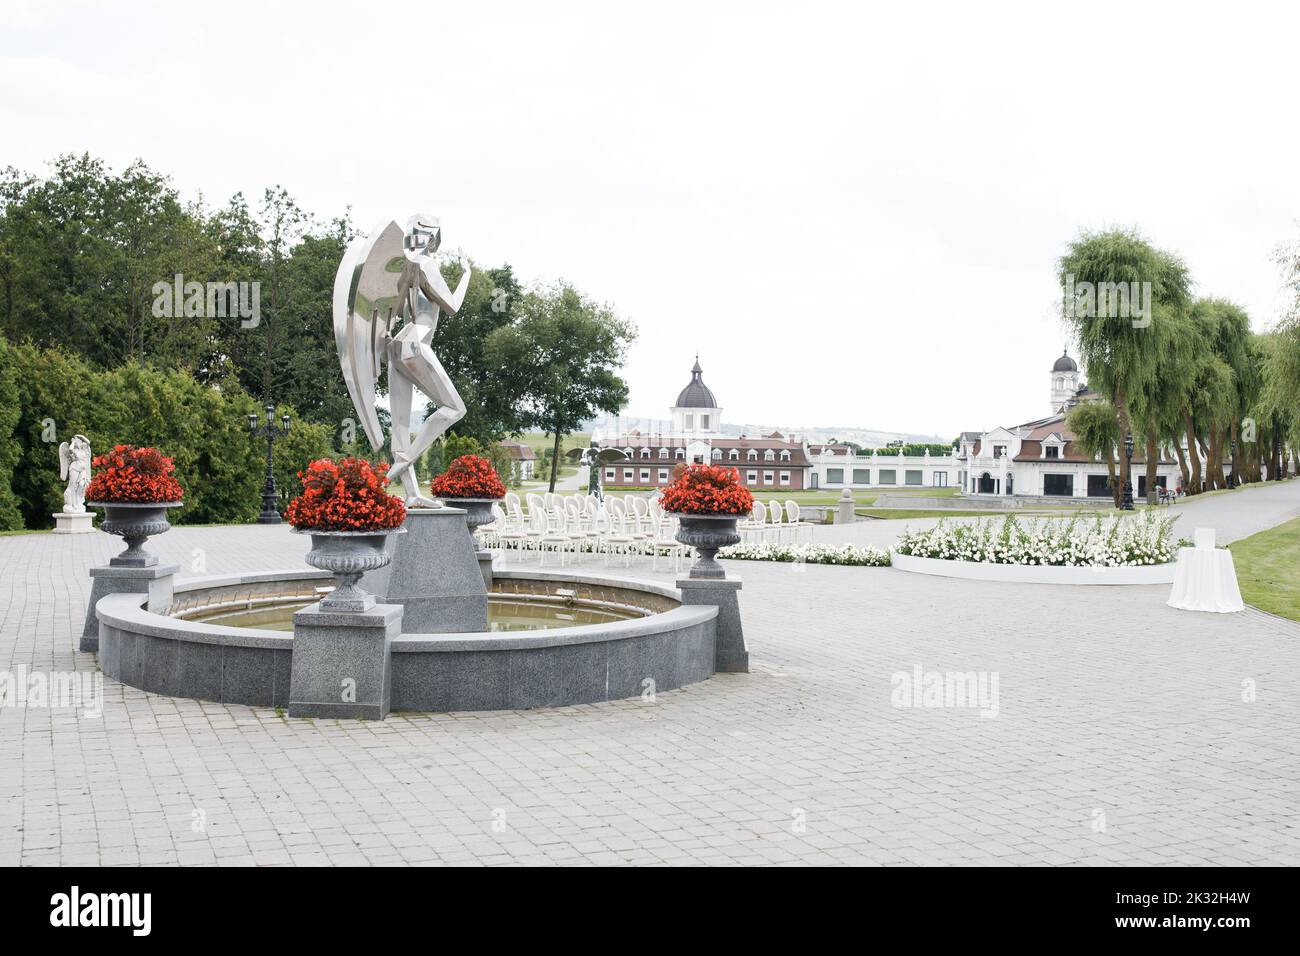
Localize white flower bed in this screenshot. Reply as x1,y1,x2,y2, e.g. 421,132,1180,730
892,511,1179,567
718,542,892,567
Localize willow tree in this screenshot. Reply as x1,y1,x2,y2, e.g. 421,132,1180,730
1187,298,1254,490
1066,399,1121,506
1059,229,1191,503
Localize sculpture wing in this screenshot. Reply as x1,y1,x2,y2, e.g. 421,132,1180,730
58,441,71,481
332,221,406,451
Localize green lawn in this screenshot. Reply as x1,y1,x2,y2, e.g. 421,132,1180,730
855,509,1020,520
1228,517,1300,622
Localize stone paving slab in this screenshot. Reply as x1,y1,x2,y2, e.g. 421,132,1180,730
1,481,1298,866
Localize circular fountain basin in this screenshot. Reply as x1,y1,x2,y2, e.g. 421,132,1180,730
93,568,719,712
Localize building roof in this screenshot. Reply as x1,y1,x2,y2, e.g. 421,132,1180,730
674,357,718,408
605,435,812,468
497,440,536,461
1052,349,1078,372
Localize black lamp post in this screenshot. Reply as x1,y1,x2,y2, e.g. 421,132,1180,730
1227,435,1238,489
1121,433,1135,510
249,403,291,524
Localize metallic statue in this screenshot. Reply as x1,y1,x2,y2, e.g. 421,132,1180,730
333,214,471,506
59,434,92,513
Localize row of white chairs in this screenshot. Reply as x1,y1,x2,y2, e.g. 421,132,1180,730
476,491,814,570
479,492,690,571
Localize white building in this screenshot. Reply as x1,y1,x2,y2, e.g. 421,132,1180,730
809,349,1214,499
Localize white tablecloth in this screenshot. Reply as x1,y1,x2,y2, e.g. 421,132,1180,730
1167,547,1244,613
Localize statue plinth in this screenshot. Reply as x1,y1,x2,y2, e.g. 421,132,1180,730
360,508,488,633
53,511,95,534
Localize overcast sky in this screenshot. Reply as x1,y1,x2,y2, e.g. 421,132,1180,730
3,1,1297,437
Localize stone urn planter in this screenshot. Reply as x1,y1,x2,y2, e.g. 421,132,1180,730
434,497,499,533
673,513,742,579
295,527,406,612
87,501,184,568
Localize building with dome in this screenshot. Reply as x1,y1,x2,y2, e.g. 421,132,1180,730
670,358,724,438
807,347,1208,499
597,358,814,490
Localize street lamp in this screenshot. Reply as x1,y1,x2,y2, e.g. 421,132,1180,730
249,403,291,524
1227,435,1238,489
1121,433,1135,510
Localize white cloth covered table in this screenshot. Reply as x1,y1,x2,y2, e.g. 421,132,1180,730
1167,527,1244,613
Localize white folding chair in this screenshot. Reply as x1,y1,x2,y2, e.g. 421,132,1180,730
768,500,787,543
784,499,813,543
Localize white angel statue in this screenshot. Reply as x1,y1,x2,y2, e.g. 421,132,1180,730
59,434,92,513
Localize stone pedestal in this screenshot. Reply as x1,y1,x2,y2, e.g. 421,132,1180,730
81,563,177,652
475,549,494,590
53,511,95,534
836,488,856,525
289,603,402,720
360,508,488,633
677,576,748,673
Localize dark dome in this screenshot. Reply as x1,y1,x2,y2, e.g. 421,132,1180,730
675,357,717,408
1052,349,1078,372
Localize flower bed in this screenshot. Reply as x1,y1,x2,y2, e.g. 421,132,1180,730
718,542,891,566
660,463,754,515
86,445,185,503
285,458,406,531
893,512,1179,567
429,454,506,500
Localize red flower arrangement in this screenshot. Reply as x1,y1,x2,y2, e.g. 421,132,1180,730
428,454,507,500
285,457,406,531
86,445,185,504
659,463,754,516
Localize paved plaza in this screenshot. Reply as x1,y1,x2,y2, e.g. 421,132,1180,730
2,483,1298,866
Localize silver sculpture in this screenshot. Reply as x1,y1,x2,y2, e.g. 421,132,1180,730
333,214,471,507
58,434,92,513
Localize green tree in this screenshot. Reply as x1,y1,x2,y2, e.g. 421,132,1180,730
1066,399,1121,507
424,262,529,444
0,335,24,529
487,283,635,491
1059,228,1191,503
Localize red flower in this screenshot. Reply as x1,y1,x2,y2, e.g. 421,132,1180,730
86,445,185,503
285,457,406,531
659,463,754,516
428,454,507,499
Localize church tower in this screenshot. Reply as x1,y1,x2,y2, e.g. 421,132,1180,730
670,356,723,437
1050,349,1079,414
